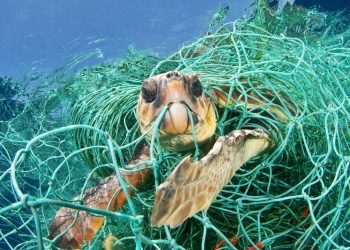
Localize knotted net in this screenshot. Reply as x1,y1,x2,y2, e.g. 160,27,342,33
0,3,349,250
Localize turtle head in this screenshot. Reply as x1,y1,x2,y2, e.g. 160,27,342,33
136,71,216,151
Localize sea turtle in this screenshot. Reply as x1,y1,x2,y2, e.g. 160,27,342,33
48,71,284,249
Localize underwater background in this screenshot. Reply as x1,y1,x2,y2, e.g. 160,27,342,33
1,0,348,80
1,0,350,249
0,0,252,80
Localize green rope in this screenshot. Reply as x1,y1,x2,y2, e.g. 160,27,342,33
0,4,349,250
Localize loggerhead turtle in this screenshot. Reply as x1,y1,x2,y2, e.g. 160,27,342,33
48,71,286,249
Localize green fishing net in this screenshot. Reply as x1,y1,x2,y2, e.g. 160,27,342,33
1,3,349,250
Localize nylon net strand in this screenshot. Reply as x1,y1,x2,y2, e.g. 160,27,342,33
0,5,349,250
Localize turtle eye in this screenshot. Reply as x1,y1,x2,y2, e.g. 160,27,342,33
191,79,203,98
142,80,157,103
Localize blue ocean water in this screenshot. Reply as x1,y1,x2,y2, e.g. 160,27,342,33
0,1,349,249
0,0,254,80
1,0,348,80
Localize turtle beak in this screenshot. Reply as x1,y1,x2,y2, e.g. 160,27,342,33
160,102,200,135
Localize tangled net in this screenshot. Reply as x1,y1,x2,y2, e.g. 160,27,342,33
1,4,349,250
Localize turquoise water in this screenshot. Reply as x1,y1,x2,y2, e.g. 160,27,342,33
1,1,349,250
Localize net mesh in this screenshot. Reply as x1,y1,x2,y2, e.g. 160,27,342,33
1,3,349,250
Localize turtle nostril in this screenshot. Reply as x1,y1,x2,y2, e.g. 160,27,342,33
166,71,180,79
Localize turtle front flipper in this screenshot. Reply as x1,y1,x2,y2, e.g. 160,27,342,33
151,129,272,228
48,145,151,249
